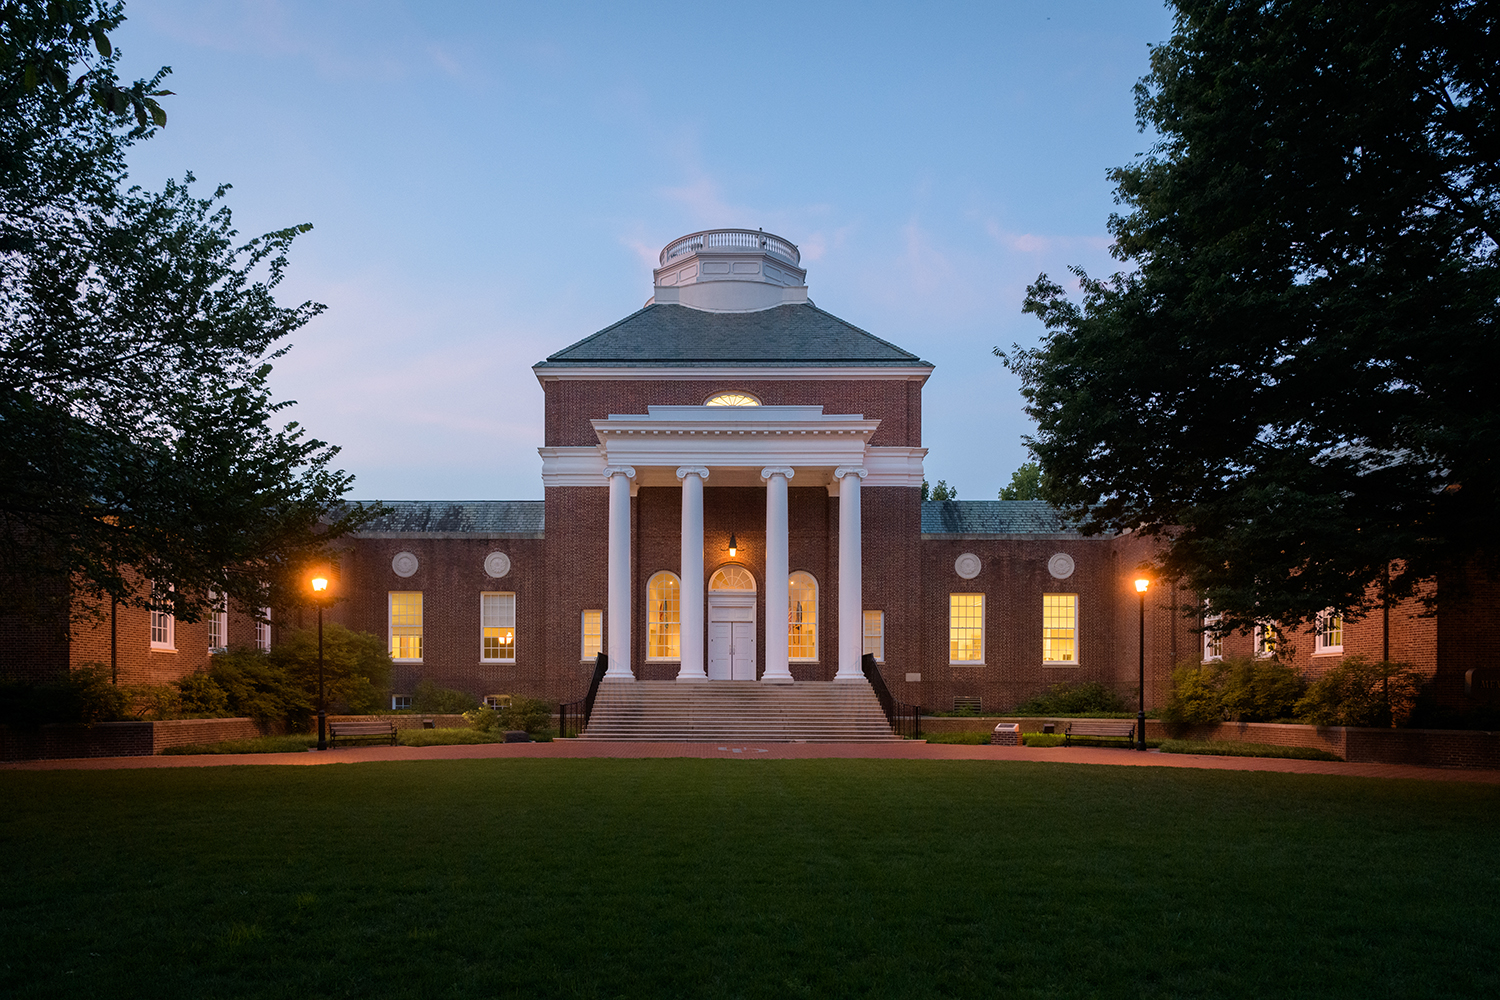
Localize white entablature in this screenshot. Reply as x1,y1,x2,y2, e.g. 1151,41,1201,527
537,404,926,489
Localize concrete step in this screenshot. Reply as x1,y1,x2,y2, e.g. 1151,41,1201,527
579,679,900,742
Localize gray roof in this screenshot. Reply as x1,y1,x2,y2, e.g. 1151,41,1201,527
921,500,1079,536
536,303,932,368
349,501,544,537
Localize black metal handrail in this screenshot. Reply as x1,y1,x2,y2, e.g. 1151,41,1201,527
558,653,609,738
862,653,922,740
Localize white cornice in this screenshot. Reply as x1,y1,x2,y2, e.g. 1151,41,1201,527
533,365,933,384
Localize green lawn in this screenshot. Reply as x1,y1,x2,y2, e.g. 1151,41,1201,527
3,759,1496,999
162,727,548,755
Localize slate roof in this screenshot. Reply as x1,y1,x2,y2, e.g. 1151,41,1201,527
536,303,932,369
921,500,1079,536
348,501,544,536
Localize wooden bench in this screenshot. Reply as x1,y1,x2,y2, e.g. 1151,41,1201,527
1064,719,1136,747
328,720,398,747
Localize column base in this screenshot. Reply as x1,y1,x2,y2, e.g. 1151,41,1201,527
602,669,635,682
833,671,866,682
675,672,708,682
760,673,795,684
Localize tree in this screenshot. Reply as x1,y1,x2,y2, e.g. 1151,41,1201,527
1,1,373,631
921,479,957,501
1001,0,1498,634
999,462,1043,501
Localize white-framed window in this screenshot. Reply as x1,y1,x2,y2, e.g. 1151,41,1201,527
1315,610,1344,654
392,695,412,711
1042,593,1077,665
255,609,271,651
1254,623,1279,659
704,391,760,406
483,695,509,710
208,591,228,653
481,592,516,662
863,610,885,662
390,591,423,661
950,593,985,664
149,585,175,651
1202,607,1223,662
788,571,819,661
581,609,603,662
646,572,681,661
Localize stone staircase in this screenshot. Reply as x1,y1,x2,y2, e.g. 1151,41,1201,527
579,679,900,742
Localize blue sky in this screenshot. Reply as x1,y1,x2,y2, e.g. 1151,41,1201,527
115,0,1176,501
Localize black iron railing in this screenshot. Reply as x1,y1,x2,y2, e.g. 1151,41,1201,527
558,653,609,739
862,653,923,740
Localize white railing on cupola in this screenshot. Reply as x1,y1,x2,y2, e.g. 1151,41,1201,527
659,229,801,267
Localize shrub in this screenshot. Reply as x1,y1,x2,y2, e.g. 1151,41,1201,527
1158,739,1343,762
0,664,128,725
1021,732,1066,747
175,673,229,717
1163,658,1307,724
412,680,478,714
207,647,313,730
1295,657,1423,728
464,706,500,732
1161,662,1224,723
1013,682,1126,716
267,624,393,714
500,697,553,735
125,683,185,720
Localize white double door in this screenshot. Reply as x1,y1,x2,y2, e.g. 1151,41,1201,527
706,593,757,680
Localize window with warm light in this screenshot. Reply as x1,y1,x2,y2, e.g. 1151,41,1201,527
1202,606,1224,662
705,391,760,406
581,609,603,661
481,592,516,662
1254,623,1279,659
1043,594,1077,664
647,572,681,660
1315,610,1343,654
389,591,423,661
789,571,819,660
709,565,755,591
863,610,884,662
950,594,984,664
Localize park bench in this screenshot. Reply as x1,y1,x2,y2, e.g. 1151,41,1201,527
1064,719,1136,747
328,720,398,747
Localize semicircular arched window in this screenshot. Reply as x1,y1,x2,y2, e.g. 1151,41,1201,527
704,391,761,407
709,565,756,591
646,571,681,661
788,571,818,661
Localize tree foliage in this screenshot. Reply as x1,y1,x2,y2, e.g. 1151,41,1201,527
1001,0,1498,632
998,461,1043,501
0,1,374,630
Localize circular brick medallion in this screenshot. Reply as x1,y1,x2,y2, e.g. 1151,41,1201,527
484,551,512,579
1048,552,1076,580
954,553,982,580
391,551,419,578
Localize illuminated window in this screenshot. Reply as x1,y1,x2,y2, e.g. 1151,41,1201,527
581,609,603,661
149,585,175,650
1043,594,1076,664
709,565,756,591
1315,611,1343,654
390,592,423,661
481,592,516,662
647,572,681,660
704,391,761,406
1202,607,1223,662
1254,623,1279,659
208,591,228,652
788,571,819,660
256,609,271,651
863,610,884,662
950,594,984,663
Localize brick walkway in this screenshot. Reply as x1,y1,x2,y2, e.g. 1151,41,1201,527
6,741,1500,783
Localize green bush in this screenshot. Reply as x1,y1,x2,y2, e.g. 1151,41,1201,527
500,697,553,735
1162,662,1225,723
1163,657,1306,724
1158,739,1343,762
412,680,478,713
1021,732,1066,747
0,664,128,725
205,647,313,730
1295,657,1423,728
922,731,991,745
1013,682,1127,716
463,706,500,732
267,624,393,714
174,672,229,717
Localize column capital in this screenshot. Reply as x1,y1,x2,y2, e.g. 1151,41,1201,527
833,466,868,480
602,465,636,481
675,466,710,481
760,466,796,481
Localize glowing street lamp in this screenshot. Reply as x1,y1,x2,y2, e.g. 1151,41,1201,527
1135,577,1150,751
311,574,329,751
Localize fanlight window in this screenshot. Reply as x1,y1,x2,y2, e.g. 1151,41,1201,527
705,392,760,407
709,565,756,591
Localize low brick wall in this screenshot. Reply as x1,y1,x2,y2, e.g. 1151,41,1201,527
150,718,265,753
2,718,270,761
920,716,1500,769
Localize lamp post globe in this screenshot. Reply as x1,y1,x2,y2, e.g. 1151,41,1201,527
1134,578,1149,751
312,576,329,751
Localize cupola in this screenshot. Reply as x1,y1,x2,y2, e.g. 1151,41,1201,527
649,228,810,312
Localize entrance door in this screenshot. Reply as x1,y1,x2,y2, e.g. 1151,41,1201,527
707,592,756,680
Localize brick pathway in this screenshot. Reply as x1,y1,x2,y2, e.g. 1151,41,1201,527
5,741,1500,784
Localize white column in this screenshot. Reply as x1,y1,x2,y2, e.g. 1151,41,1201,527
604,465,636,680
760,467,796,683
834,466,867,681
676,466,710,682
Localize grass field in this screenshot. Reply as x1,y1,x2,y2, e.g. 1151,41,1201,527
4,759,1497,999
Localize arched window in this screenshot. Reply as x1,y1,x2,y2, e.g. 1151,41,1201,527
705,391,761,407
788,571,818,661
709,565,756,591
646,571,681,660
